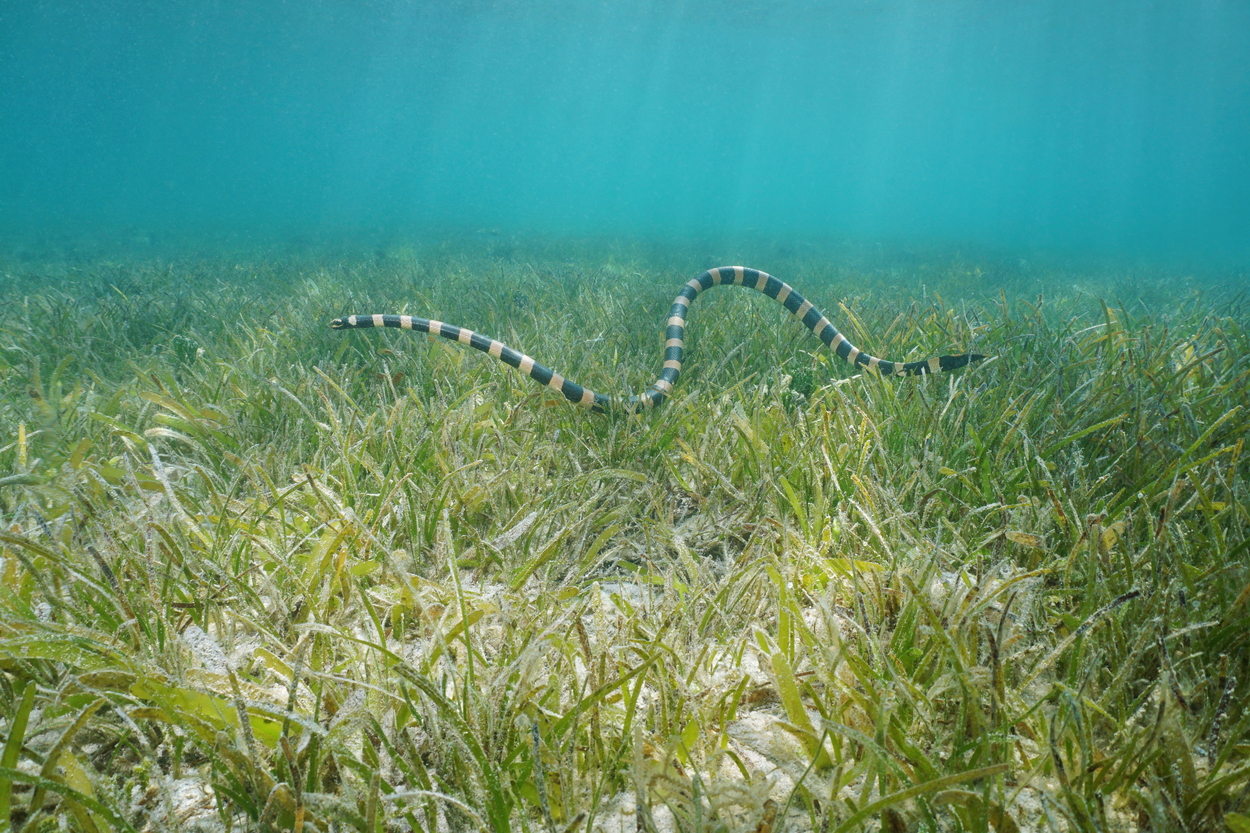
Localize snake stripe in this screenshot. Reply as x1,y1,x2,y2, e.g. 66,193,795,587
331,266,985,413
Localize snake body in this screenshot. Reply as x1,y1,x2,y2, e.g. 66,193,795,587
331,266,985,413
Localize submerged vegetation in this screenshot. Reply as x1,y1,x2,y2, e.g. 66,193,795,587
1,235,1248,832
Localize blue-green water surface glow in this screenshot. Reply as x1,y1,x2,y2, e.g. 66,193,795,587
2,0,1247,263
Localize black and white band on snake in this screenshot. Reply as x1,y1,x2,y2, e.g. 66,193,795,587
331,266,986,414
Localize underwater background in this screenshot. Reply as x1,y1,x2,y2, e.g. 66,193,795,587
2,0,1249,266
6,3,1250,830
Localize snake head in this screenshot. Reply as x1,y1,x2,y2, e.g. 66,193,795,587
330,317,347,329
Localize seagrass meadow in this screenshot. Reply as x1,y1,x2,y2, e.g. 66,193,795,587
1,235,1248,833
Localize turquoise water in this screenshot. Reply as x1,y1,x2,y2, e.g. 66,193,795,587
2,0,1247,264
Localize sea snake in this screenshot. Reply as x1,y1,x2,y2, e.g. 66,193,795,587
331,266,985,413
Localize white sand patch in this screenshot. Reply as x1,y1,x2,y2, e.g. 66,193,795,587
136,775,220,833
